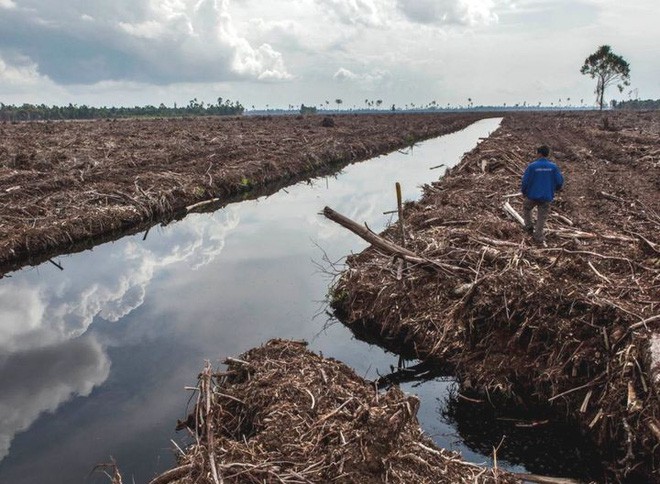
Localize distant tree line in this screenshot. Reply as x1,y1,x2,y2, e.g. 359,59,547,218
0,97,244,122
613,99,660,110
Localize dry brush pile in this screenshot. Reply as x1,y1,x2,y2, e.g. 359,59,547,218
330,111,660,482
145,339,518,484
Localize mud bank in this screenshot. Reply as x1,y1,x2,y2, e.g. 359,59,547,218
0,113,484,274
143,339,526,484
330,111,660,482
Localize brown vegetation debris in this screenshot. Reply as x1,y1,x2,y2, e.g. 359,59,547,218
151,339,517,484
330,111,660,482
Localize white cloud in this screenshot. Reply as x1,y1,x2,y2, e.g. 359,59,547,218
118,19,168,40
0,210,239,355
334,66,388,90
233,42,293,81
397,0,503,26
0,0,658,109
243,18,305,51
334,67,358,80
0,0,291,84
117,0,292,81
0,285,46,350
0,0,16,9
0,207,239,464
316,0,392,27
0,55,47,85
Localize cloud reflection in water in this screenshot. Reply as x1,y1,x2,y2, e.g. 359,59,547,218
0,209,239,461
0,336,110,460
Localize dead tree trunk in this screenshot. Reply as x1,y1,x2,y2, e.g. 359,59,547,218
322,206,454,274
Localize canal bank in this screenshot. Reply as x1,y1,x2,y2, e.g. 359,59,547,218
144,339,521,484
330,111,660,482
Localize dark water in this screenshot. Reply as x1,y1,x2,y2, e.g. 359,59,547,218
0,118,597,483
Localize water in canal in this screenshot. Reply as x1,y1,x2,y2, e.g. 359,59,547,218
0,118,599,483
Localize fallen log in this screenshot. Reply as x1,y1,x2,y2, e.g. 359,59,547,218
512,473,582,484
185,197,221,213
503,201,525,226
322,206,457,274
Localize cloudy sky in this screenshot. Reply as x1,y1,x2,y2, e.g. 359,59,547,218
0,0,657,109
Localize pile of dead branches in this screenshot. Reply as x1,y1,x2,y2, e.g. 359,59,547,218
329,111,660,482
149,339,519,484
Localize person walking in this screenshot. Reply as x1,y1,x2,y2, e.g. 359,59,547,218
521,145,564,245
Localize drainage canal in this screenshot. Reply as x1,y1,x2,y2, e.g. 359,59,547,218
0,118,599,483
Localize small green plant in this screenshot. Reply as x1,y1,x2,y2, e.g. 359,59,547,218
327,286,348,307
240,177,252,188
404,133,418,146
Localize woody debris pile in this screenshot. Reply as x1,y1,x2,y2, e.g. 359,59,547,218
329,111,660,482
146,339,520,484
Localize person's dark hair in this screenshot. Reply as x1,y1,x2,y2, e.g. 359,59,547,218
537,145,550,157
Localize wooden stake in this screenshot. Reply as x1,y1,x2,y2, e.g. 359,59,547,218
395,182,405,247
395,183,407,278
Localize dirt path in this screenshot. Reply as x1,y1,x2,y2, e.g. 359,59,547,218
0,113,484,275
331,111,660,482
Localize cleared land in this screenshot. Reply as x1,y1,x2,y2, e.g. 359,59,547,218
4,111,658,481
0,113,483,275
330,111,660,482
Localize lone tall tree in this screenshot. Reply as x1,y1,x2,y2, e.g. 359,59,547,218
580,45,630,110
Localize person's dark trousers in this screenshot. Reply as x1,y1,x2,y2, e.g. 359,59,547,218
522,198,550,243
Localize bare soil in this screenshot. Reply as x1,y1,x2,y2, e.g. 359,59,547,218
148,339,520,483
0,113,483,275
331,111,660,482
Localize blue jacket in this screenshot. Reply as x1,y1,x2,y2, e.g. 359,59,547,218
521,158,564,202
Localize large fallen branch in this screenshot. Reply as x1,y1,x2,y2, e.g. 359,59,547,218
322,206,458,274
503,201,525,226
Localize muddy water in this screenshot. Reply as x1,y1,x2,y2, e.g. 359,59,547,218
0,118,595,483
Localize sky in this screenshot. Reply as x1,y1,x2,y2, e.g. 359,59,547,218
0,0,658,109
